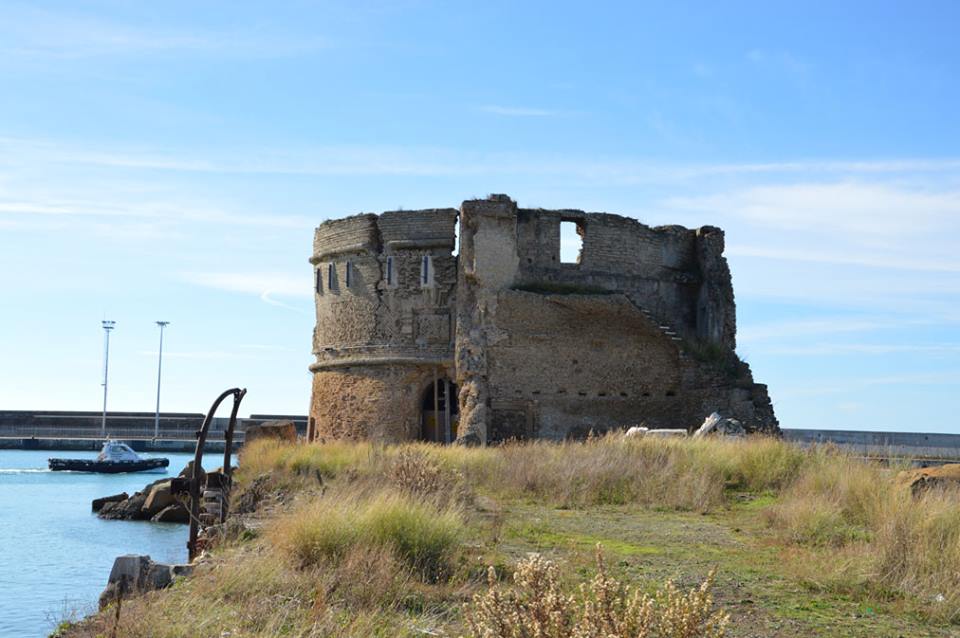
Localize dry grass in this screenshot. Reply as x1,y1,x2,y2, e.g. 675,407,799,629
764,448,960,621
269,484,466,581
237,435,809,513
238,434,960,622
463,546,728,638
65,435,960,637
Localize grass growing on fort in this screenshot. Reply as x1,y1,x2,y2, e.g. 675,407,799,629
64,436,960,638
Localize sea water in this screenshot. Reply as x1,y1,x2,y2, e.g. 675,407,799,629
0,449,204,637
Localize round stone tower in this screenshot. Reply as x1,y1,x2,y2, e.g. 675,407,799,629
307,208,460,442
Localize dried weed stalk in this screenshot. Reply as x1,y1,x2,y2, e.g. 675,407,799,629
464,546,728,638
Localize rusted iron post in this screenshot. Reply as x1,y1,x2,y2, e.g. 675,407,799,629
186,388,244,561
221,388,246,523
433,367,439,442
444,378,452,444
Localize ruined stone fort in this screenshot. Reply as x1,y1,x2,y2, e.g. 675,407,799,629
306,195,777,444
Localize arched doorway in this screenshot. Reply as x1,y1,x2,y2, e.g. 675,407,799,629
420,378,459,443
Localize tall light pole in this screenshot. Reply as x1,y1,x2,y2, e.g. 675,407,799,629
100,320,116,437
154,321,170,439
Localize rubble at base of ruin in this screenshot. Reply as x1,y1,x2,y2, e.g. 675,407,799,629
305,195,778,445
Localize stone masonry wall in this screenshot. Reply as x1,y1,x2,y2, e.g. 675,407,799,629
310,194,778,443
309,209,459,442
485,291,688,439
310,365,445,442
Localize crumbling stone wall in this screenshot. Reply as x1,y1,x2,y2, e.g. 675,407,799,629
308,195,778,443
308,209,458,441
309,365,446,441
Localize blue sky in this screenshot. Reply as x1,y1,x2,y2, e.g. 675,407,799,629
0,1,958,431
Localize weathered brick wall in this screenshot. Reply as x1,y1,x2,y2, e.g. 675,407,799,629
513,209,709,342
309,194,778,443
485,291,688,439
309,365,442,442
313,213,379,259
379,209,458,248
309,209,458,441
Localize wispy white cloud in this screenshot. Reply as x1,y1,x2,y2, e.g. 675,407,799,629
183,272,311,299
746,48,810,74
479,105,562,117
727,244,960,273
238,344,297,352
0,6,329,59
136,350,246,360
0,189,311,229
760,343,960,356
4,136,960,183
665,182,960,237
777,371,960,398
739,317,902,343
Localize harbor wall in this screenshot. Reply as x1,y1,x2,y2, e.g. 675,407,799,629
0,410,309,451
1,410,957,461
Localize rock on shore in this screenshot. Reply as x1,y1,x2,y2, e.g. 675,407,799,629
96,476,191,524
99,555,192,609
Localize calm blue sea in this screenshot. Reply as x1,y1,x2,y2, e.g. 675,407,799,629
0,449,199,637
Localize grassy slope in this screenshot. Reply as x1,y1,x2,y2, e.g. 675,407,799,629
61,437,960,638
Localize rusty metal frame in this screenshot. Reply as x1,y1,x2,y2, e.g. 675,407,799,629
186,387,246,561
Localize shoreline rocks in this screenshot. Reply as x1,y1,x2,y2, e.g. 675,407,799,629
693,412,747,438
98,555,193,609
244,419,297,444
91,492,128,512
95,474,192,524
896,464,960,496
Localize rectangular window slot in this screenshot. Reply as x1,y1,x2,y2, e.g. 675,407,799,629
345,261,353,288
386,256,394,286
560,220,584,264
327,263,335,290
421,255,434,288
315,268,322,293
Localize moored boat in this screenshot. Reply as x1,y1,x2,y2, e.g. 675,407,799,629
49,440,169,473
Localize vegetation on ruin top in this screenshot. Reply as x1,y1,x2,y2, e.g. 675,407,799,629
60,436,960,637
511,281,615,296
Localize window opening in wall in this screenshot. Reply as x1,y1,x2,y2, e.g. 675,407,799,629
315,268,322,294
420,378,459,443
345,261,353,287
560,220,583,264
386,256,394,286
327,263,335,290
421,255,434,287
452,217,460,256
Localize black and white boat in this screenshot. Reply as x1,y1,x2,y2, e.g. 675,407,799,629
49,440,169,473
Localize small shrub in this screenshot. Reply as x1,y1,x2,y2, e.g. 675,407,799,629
318,544,412,611
463,546,728,638
388,449,446,496
512,282,614,295
270,488,465,581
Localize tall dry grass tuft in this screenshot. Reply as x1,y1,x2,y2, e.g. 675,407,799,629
465,434,808,512
765,450,960,621
386,448,473,507
482,437,725,511
238,437,374,482
269,485,465,581
463,546,728,638
240,434,827,513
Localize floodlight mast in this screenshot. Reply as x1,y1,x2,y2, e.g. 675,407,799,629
154,321,170,439
100,320,116,437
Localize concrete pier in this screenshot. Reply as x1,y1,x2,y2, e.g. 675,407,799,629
0,410,308,452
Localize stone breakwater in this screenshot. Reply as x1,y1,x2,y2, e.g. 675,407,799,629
93,465,199,524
